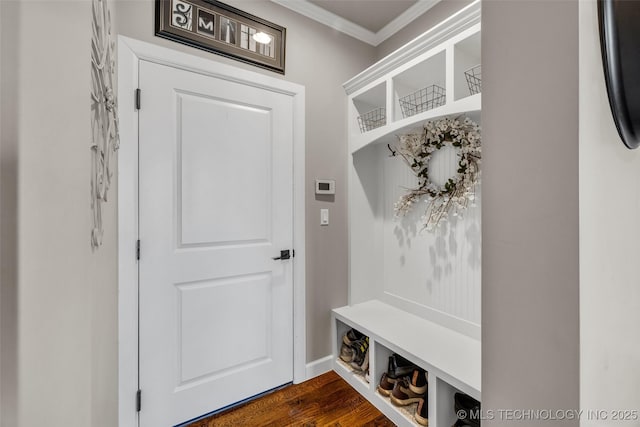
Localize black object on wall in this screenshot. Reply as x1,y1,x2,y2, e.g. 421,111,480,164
599,0,640,149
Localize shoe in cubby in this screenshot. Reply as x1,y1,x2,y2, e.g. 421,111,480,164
414,397,428,426
454,393,481,427
377,354,415,396
408,368,428,395
349,336,369,372
342,328,365,346
390,377,424,406
339,342,354,363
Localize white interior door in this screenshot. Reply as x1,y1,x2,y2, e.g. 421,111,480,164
138,59,294,427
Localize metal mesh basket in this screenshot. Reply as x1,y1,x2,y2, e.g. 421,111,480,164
464,64,482,95
357,107,386,133
398,85,446,118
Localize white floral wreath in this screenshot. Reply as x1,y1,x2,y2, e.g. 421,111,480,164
393,116,481,230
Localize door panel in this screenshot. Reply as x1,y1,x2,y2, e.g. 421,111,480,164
176,273,272,384
138,60,293,426
178,92,272,246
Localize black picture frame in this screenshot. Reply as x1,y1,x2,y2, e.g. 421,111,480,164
598,0,640,149
155,0,286,74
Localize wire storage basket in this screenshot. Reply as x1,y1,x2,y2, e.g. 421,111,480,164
357,107,386,133
464,64,482,95
399,85,446,118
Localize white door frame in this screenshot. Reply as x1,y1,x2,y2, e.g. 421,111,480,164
117,36,306,427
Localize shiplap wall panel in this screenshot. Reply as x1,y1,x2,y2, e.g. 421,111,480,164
382,142,481,325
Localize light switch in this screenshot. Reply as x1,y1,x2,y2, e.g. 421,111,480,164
320,209,329,226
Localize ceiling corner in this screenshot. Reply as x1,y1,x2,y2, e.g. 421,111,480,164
270,0,441,47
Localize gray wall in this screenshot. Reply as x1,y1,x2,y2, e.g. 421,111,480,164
0,2,19,426
579,1,640,422
375,0,472,59
482,1,580,425
0,1,119,426
114,0,375,364
0,1,374,425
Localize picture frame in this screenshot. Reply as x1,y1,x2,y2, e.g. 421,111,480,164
599,0,640,149
155,0,286,74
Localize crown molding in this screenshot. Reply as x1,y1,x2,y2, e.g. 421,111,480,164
271,0,378,45
270,0,441,47
343,0,481,94
375,0,441,44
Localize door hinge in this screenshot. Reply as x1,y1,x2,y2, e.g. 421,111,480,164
292,249,295,258
136,240,141,261
135,88,141,110
136,389,141,412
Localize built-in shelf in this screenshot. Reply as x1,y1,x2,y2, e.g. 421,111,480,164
454,31,482,101
334,300,480,399
350,94,481,153
336,2,482,425
346,4,481,156
333,301,480,427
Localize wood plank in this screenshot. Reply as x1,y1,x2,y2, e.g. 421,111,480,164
188,371,395,426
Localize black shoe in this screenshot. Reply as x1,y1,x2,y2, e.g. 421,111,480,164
387,354,415,381
408,368,428,394
414,397,428,426
454,393,480,427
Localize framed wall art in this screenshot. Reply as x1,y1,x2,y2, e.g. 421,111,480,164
155,0,286,74
599,0,640,149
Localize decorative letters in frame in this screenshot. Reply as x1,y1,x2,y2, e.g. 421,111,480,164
155,0,286,74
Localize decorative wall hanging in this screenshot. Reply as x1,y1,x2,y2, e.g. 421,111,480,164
91,0,120,248
155,0,286,74
598,0,640,149
392,116,481,231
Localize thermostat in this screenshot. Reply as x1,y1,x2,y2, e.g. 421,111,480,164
315,179,335,195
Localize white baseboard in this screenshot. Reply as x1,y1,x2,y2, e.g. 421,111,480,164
305,355,333,380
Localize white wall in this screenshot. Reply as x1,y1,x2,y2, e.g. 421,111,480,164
114,0,376,363
382,146,481,325
579,2,640,423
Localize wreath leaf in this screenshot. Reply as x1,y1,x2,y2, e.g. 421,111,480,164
393,116,481,231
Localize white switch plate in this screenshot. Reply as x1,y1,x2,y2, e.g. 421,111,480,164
320,209,329,226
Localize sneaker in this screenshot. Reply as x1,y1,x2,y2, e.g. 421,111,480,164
408,368,428,394
339,342,354,363
390,377,424,406
357,345,370,373
349,336,369,370
414,397,428,426
377,354,416,397
342,328,365,346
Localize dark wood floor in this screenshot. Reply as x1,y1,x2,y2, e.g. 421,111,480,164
187,370,395,426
